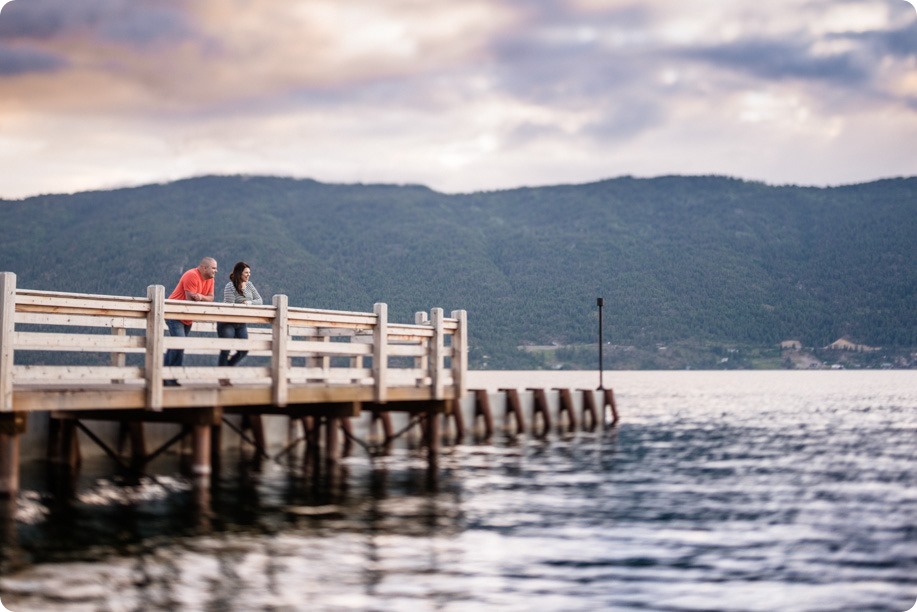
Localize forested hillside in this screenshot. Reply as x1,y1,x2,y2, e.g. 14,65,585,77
1,175,914,369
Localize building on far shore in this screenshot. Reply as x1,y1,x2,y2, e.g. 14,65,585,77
780,340,802,350
824,337,880,352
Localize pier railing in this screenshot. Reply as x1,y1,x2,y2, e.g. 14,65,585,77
0,272,467,412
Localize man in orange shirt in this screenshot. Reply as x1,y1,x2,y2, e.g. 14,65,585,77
164,257,217,386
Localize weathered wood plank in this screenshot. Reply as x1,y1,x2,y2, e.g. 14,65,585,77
387,345,426,357
15,304,149,319
287,309,377,327
387,323,435,338
451,309,468,399
14,331,146,351
162,366,272,381
16,291,149,309
373,302,388,403
14,365,144,382
0,273,16,412
16,288,150,303
14,312,148,328
272,294,289,407
161,337,272,352
287,367,372,384
287,339,372,357
145,285,164,410
431,308,445,400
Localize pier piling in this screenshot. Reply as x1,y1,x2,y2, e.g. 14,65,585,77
528,388,552,438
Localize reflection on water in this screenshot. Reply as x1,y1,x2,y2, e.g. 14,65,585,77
0,371,915,611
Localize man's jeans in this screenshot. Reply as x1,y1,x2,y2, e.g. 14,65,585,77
164,319,192,367
217,322,249,367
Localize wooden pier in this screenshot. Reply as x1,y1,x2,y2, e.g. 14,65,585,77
0,272,467,496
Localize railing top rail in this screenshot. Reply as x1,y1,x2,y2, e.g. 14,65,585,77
16,288,152,304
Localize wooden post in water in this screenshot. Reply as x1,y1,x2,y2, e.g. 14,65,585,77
500,388,526,436
555,388,577,433
528,388,552,438
473,389,494,439
0,413,25,498
427,404,441,457
192,423,211,477
325,416,340,462
447,399,465,441
581,389,599,431
603,388,619,427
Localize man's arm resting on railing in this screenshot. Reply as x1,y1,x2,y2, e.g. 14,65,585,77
184,291,214,302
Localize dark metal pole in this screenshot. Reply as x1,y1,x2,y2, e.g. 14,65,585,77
597,297,604,390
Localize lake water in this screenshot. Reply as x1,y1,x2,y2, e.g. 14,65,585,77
0,371,915,611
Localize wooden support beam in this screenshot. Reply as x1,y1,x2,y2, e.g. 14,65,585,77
0,272,16,413
427,406,441,456
325,416,340,462
117,421,147,464
241,414,266,454
370,411,394,443
61,420,81,471
0,431,19,498
0,412,25,497
191,424,211,477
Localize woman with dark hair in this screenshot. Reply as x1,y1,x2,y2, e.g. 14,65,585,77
217,261,263,378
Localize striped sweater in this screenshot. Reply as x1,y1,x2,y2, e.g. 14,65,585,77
222,281,263,305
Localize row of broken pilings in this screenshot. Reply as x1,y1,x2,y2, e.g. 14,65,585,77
460,387,620,441
273,386,621,462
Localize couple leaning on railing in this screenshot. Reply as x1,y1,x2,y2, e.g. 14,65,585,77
163,257,261,387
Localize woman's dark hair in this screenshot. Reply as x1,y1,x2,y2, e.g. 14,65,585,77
229,261,249,295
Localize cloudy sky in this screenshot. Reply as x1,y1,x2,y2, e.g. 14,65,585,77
0,0,915,199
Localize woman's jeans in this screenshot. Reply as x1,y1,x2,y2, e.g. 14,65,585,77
217,322,248,366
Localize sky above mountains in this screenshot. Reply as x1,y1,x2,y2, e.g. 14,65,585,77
1,0,915,199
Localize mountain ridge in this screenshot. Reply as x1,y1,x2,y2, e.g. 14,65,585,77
2,173,914,368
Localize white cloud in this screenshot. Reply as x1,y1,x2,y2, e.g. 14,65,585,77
0,0,914,199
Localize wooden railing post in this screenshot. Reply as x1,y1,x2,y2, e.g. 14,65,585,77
0,273,15,413
430,308,444,400
414,311,429,374
373,302,388,403
272,294,289,407
451,309,467,399
145,284,165,411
